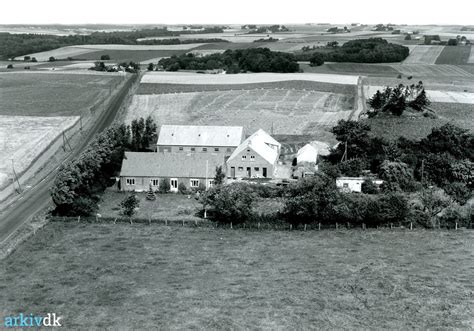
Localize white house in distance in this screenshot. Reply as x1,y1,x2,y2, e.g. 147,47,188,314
336,177,384,193
226,129,281,179
156,125,244,155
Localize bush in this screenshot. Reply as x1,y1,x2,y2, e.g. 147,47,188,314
178,182,188,194
49,56,55,62
6,64,13,69
120,194,139,217
200,183,257,224
100,54,110,60
159,179,170,193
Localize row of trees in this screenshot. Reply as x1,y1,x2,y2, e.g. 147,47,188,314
158,48,299,73
51,117,157,216
300,38,410,65
367,82,431,116
0,27,226,60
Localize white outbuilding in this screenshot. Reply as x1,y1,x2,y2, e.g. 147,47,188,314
296,144,318,164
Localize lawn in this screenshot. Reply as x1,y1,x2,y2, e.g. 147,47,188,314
435,45,472,65
0,224,472,329
0,72,122,116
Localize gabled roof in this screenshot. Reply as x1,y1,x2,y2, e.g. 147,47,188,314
228,130,280,165
120,152,225,178
157,125,244,147
296,144,318,162
248,129,281,148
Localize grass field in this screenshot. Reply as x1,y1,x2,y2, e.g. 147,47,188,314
435,46,472,65
391,64,473,78
141,71,360,85
0,115,79,188
300,63,400,77
71,49,189,63
402,45,445,64
126,88,355,135
0,72,122,116
1,223,473,329
469,47,474,64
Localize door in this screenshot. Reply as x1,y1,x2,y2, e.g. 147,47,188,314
262,167,267,178
170,178,178,192
231,167,235,178
246,167,251,178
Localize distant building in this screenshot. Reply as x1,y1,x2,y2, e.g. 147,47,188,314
156,125,244,155
295,144,318,164
336,177,383,193
227,129,281,179
119,151,224,192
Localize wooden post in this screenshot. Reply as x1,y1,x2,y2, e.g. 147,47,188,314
149,217,151,225
165,219,168,226
77,216,80,223
258,222,260,229
182,219,185,227
114,218,117,224
230,222,233,229
130,218,132,225
290,224,292,231
318,223,321,231
304,224,307,231
195,219,198,226
390,223,393,229
410,222,413,230
455,222,458,230
204,209,207,219
336,222,338,230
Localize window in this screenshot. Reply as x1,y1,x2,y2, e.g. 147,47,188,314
190,147,195,152
250,155,255,161
214,147,219,152
190,179,200,187
126,178,135,185
202,147,207,152
170,178,178,190
247,149,250,152
227,148,232,152
343,183,349,188
241,155,247,160
151,179,159,186
254,167,259,171
208,180,215,188
179,147,183,151
238,167,243,171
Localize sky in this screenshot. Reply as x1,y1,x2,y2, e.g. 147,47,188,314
1,0,473,25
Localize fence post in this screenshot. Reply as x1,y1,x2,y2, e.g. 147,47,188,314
258,222,260,229
182,219,185,227
165,219,168,226
362,223,366,230
455,222,458,230
77,216,80,223
114,218,117,224
336,222,338,230
410,222,413,230
318,223,321,231
290,224,292,231
304,224,307,231
390,223,393,229
195,219,198,227
149,217,151,225
130,218,133,225
230,222,233,229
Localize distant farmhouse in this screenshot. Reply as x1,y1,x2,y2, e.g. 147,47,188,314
119,125,282,192
336,177,383,193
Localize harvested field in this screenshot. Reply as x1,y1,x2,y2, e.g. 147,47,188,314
138,80,356,95
1,223,472,329
300,63,400,77
366,85,474,104
435,46,472,65
402,45,445,64
138,33,309,43
0,115,79,188
0,72,122,116
141,71,360,85
71,49,189,63
13,46,97,61
126,89,355,135
390,64,474,78
72,44,205,51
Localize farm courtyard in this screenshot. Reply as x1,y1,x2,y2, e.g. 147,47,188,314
0,223,472,329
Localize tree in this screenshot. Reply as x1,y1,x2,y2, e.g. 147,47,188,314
146,182,156,200
142,116,157,150
49,56,56,62
24,56,31,61
417,187,453,228
379,161,415,192
6,64,13,69
214,166,225,185
131,118,145,151
100,54,110,60
361,179,378,194
404,34,412,40
120,194,139,217
31,57,37,62
408,88,430,111
309,53,325,66
178,182,188,194
367,90,384,111
147,63,154,71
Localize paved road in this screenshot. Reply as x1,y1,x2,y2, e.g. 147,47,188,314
0,74,137,245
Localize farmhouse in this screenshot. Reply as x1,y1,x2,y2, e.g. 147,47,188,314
119,151,224,192
156,125,244,155
336,177,383,193
227,129,281,179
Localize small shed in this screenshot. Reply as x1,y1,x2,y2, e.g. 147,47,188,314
296,144,318,164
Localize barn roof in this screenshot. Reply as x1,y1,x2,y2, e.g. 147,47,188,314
120,152,225,178
157,125,244,147
296,144,318,162
228,130,280,165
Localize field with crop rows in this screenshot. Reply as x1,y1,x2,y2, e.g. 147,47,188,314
1,222,472,329
126,89,355,135
141,72,360,85
435,46,472,65
0,115,79,188
0,72,122,116
468,47,474,64
402,45,445,64
300,63,400,77
391,64,473,78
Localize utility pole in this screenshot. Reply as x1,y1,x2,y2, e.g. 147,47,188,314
205,160,209,190
11,159,21,193
341,141,348,162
